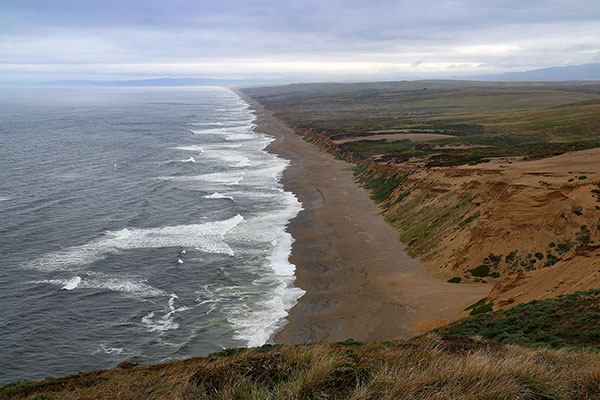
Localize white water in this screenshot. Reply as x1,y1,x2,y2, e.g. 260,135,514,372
25,214,244,271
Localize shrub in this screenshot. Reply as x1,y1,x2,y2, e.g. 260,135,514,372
545,251,558,267
572,205,583,216
555,241,573,254
576,225,591,245
469,264,490,277
505,250,517,263
487,253,502,264
447,277,461,283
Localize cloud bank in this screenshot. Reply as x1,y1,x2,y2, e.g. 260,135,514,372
1,0,599,81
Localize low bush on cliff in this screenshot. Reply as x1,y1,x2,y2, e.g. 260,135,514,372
439,289,600,349
3,335,600,400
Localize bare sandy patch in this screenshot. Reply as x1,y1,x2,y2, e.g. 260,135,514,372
333,132,455,144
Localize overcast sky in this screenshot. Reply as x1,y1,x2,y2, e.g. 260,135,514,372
1,0,599,82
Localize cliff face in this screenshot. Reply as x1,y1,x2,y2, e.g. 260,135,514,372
289,123,600,309
289,125,363,164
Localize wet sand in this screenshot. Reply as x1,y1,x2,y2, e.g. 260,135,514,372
238,91,490,344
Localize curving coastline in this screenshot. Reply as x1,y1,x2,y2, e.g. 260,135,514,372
237,90,490,343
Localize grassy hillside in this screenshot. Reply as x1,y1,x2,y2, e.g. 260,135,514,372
3,334,600,399
242,81,600,166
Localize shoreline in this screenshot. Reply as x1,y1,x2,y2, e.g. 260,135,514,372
238,90,491,343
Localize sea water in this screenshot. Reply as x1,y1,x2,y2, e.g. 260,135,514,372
0,86,303,384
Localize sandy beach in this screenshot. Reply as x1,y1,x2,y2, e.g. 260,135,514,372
239,92,490,344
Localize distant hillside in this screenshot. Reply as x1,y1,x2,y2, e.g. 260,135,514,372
474,63,600,81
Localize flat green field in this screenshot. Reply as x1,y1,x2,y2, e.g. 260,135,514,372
242,81,600,166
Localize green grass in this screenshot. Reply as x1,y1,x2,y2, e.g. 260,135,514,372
439,289,600,349
243,81,600,167
367,174,406,204
357,168,477,258
464,298,495,316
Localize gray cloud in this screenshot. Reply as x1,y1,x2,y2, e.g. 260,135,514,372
1,0,599,81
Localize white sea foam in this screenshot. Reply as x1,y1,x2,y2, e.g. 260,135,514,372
156,171,246,185
185,91,305,347
25,214,244,271
224,133,256,141
181,156,196,163
176,91,305,347
94,344,128,355
35,273,166,297
187,128,228,135
224,190,304,346
187,123,257,142
174,145,204,153
0,196,10,202
62,276,81,290
202,151,251,168
204,192,233,200
190,122,224,127
142,293,190,333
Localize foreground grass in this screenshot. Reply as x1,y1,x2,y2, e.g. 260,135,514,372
2,335,600,399
439,289,600,349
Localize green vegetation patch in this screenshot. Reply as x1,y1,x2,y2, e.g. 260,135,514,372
351,164,367,177
577,225,592,245
464,298,495,316
369,174,407,204
469,264,490,277
244,82,600,167
439,289,600,349
458,211,480,228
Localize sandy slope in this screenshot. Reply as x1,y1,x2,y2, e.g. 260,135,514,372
369,149,600,312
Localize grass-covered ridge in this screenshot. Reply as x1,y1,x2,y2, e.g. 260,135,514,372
242,81,600,166
3,334,600,399
439,289,600,349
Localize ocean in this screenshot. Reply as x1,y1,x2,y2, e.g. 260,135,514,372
0,86,303,384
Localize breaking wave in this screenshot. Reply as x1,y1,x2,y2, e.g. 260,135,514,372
25,215,244,271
